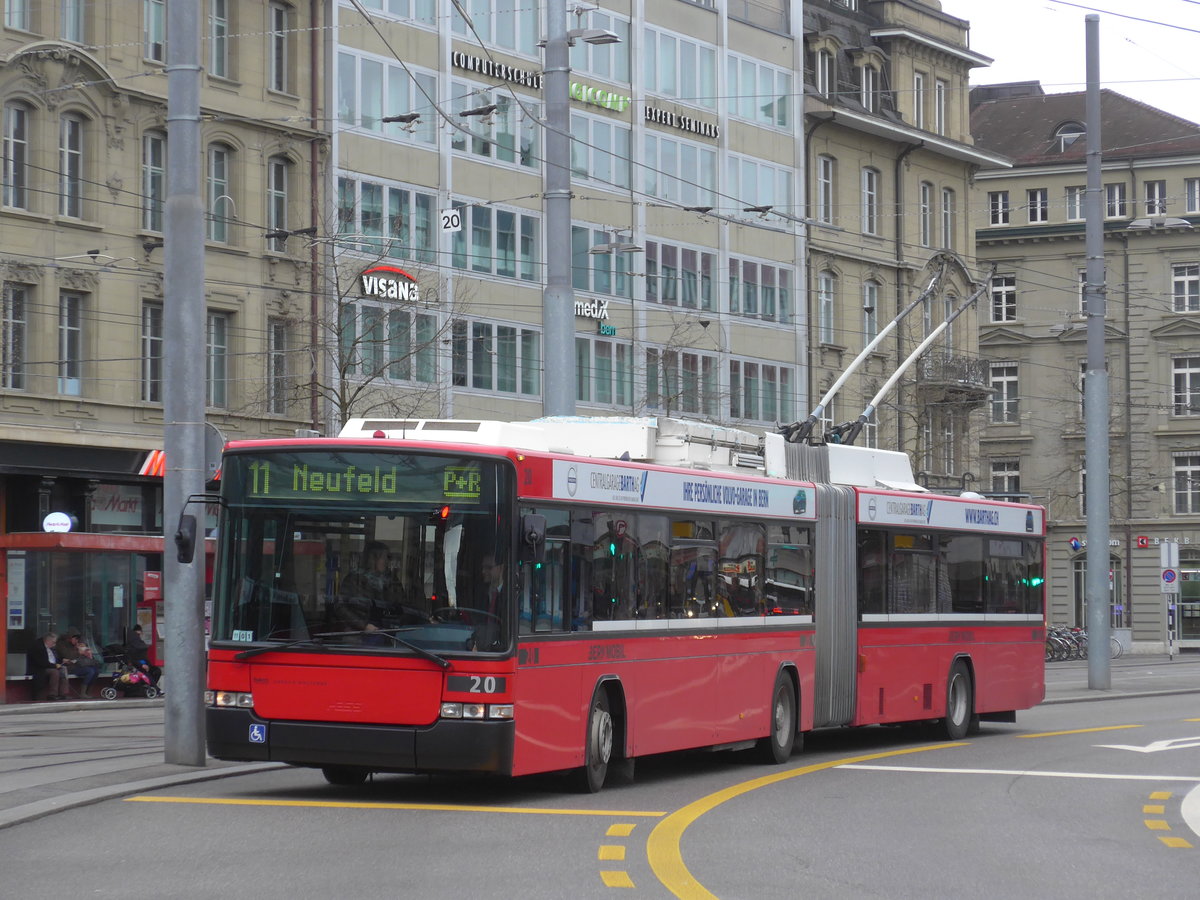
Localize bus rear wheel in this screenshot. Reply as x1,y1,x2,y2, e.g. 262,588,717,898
322,766,369,786
573,690,613,793
941,661,973,741
756,674,797,764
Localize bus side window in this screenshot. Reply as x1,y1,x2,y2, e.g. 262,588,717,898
519,507,568,633
857,530,887,616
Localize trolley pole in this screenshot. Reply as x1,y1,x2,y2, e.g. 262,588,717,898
1082,15,1111,691
163,0,207,764
542,0,575,416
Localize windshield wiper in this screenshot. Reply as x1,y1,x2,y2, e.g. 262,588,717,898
234,637,324,660
316,628,452,670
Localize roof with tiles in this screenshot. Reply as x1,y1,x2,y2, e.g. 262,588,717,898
969,83,1200,166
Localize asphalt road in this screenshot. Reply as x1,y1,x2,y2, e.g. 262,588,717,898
2,687,1198,899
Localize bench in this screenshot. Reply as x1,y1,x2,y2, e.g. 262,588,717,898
5,671,114,704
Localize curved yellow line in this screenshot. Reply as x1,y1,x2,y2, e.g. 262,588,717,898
646,743,967,899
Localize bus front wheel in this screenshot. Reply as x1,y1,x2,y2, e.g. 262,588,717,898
941,661,973,741
756,674,797,764
573,690,613,793
322,766,369,786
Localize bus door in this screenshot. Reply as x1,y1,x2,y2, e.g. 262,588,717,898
812,484,857,728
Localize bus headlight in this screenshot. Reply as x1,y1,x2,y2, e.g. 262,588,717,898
210,691,254,708
441,702,513,720
488,704,514,720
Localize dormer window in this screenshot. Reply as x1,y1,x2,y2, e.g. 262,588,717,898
1055,122,1085,152
860,64,879,112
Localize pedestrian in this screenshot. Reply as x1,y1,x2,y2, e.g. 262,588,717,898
56,629,101,698
26,632,68,701
126,624,162,689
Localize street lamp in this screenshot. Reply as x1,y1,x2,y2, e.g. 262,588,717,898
542,0,623,417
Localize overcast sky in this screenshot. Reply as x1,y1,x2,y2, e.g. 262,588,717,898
942,0,1199,123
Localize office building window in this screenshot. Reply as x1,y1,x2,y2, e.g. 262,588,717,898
940,187,955,249
729,359,793,423
338,177,437,264
569,10,630,83
59,114,84,218
730,258,792,323
643,27,716,109
644,133,716,206
209,0,229,78
988,191,1009,226
570,113,631,190
207,312,229,408
1174,356,1200,417
646,240,715,310
818,270,836,345
1174,263,1200,313
816,155,836,225
991,274,1017,323
919,181,932,247
576,336,632,407
1027,188,1048,223
142,132,165,232
342,300,438,385
646,348,717,416
728,155,793,212
990,362,1019,424
58,291,83,395
727,54,790,127
266,156,289,252
451,0,539,56
2,102,29,209
1175,454,1200,514
862,167,880,235
1064,185,1085,221
2,283,27,390
572,226,637,300
141,302,162,402
991,459,1021,498
1144,179,1167,216
449,201,540,281
450,84,540,169
451,319,539,396
144,0,164,61
269,2,290,93
1104,182,1127,218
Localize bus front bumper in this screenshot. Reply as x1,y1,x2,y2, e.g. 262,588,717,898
206,708,515,775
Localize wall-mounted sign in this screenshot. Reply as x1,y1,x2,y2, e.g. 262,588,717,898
644,105,720,139
42,511,73,533
451,51,542,89
598,323,616,336
92,483,144,529
570,81,632,112
575,298,610,320
360,265,420,302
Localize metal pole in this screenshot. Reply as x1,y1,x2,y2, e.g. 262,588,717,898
163,0,207,763
542,0,575,416
1083,14,1111,690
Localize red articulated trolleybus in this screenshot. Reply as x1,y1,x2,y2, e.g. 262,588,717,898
205,416,1045,791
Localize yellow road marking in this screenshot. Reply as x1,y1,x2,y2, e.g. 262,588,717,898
1150,791,1173,800
599,845,626,861
1018,724,1142,739
125,795,666,817
647,743,965,899
1145,819,1171,831
1159,836,1193,849
607,823,636,837
601,871,635,888
1144,805,1165,814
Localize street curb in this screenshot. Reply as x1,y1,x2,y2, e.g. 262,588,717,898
1041,688,1200,705
0,698,165,716
0,762,283,831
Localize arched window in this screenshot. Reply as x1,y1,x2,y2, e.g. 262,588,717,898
818,270,837,345
207,143,234,242
142,131,166,232
59,113,85,218
266,155,290,251
2,102,30,210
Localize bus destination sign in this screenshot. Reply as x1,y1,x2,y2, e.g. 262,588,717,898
231,453,485,505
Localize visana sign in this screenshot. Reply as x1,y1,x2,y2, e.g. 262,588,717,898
360,265,420,302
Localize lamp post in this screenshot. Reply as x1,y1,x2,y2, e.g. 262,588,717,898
541,1,620,417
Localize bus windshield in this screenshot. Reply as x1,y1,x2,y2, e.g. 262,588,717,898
212,448,513,655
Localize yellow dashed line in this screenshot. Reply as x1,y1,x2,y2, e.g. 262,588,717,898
1144,805,1165,814
599,845,627,861
1145,819,1171,831
1159,836,1193,849
1150,791,1173,800
1018,724,1142,739
607,823,636,837
601,871,636,888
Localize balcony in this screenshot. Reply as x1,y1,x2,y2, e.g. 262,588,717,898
917,354,991,406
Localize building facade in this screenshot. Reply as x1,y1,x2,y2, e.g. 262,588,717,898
971,82,1200,651
1,0,327,687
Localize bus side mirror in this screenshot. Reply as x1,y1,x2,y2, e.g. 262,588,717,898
520,514,546,565
175,514,197,564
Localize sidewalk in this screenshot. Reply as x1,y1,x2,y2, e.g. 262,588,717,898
1,655,1197,831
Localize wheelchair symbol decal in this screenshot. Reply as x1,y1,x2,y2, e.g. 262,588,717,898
249,724,267,743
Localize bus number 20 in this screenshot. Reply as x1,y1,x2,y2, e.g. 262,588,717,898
469,675,499,694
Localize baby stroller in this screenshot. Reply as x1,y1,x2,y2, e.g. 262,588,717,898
98,644,161,700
